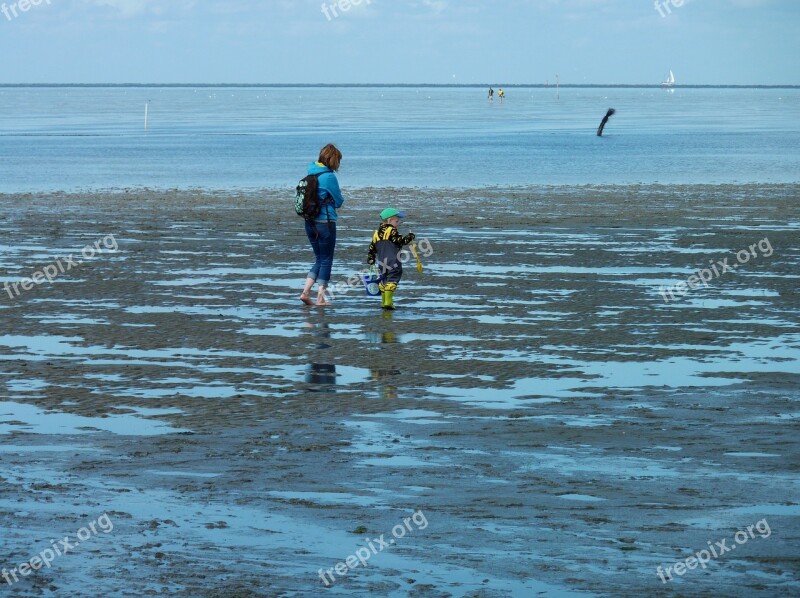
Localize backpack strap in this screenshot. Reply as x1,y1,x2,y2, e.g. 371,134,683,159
315,170,334,222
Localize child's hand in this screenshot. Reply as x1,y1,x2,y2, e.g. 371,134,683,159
408,232,416,241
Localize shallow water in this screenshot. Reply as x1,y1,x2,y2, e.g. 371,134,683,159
1,189,797,596
0,87,799,191
0,401,187,435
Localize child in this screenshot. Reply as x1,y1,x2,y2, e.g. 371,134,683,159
367,208,416,310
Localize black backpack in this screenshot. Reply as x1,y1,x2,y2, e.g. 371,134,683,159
295,171,330,220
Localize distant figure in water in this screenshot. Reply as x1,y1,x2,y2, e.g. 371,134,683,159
498,88,505,104
597,108,616,136
488,87,494,102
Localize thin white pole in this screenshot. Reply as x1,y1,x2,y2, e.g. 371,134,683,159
144,101,149,131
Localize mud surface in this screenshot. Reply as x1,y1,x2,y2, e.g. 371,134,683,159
1,185,799,597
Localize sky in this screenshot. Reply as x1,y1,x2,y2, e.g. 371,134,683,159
0,0,798,85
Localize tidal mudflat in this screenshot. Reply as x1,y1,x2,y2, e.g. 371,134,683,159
1,186,798,597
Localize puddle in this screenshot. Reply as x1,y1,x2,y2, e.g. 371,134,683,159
724,452,780,458
533,414,616,427
147,470,219,478
433,262,690,278
404,299,487,310
149,277,222,287
355,409,449,426
243,324,306,338
0,463,589,597
402,486,433,493
123,385,263,399
427,379,594,409
429,373,496,382
727,504,800,517
0,402,189,436
0,444,102,453
517,448,681,479
7,379,49,393
472,313,563,324
682,298,769,309
686,504,800,529
342,420,439,469
126,305,274,318
559,494,607,502
0,334,289,364
172,294,226,300
720,289,780,297
150,278,288,288
306,364,337,386
399,333,480,343
143,377,202,385
267,491,384,507
84,373,125,382
24,315,109,325
360,455,445,468
536,335,800,392
368,409,443,419
29,299,121,309
747,412,800,423
170,266,291,277
302,365,372,386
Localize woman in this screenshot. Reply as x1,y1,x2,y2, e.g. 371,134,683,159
300,143,344,306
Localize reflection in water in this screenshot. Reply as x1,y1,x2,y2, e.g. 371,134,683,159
370,369,400,400
366,330,399,344
305,318,335,387
366,312,401,399
366,311,400,345
307,363,337,385
305,319,332,350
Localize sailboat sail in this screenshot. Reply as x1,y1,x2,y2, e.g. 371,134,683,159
661,69,675,86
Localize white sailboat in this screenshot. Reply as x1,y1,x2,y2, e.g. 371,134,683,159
661,69,675,87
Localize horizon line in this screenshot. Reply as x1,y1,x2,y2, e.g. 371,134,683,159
0,83,798,89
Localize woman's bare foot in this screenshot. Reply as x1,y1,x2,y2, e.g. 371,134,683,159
299,293,314,306
315,292,331,306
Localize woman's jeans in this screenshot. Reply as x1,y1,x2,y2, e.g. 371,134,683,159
305,220,337,287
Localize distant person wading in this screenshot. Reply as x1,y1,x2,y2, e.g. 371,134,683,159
299,144,345,306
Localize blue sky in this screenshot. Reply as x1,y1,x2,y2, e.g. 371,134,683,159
0,0,797,84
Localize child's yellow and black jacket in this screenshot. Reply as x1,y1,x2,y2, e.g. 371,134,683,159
367,224,415,285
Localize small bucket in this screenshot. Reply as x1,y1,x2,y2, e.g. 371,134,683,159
361,267,381,297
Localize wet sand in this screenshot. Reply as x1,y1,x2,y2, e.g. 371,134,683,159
1,185,799,597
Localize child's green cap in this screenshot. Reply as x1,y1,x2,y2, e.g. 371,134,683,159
380,208,407,220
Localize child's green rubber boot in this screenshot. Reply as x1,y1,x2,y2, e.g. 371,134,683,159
383,290,395,310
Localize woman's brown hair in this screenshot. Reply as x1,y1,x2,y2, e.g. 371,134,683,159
318,144,343,172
